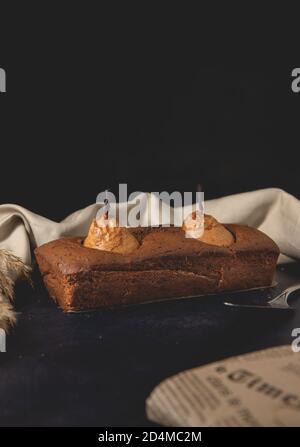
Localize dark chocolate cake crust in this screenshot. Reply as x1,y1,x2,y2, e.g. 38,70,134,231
35,225,279,312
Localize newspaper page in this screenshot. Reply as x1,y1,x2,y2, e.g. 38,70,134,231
146,345,300,427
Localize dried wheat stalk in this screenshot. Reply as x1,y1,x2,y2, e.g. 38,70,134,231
0,249,32,331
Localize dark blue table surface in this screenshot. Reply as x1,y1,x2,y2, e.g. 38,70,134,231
0,263,300,427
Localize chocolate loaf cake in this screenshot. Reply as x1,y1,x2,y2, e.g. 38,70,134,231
35,223,279,312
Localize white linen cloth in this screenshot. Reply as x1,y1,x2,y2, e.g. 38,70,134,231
0,188,299,330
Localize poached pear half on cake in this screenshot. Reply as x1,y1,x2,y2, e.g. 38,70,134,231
83,214,139,255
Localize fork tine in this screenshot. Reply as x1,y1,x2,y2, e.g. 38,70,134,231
224,283,300,310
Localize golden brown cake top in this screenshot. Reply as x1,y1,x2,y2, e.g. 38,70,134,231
35,223,280,276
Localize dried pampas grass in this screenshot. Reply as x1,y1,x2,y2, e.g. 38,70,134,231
0,249,32,331
0,296,16,331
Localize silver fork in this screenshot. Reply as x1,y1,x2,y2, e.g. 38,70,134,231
224,283,300,310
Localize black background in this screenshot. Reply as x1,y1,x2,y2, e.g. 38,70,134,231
0,7,299,220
